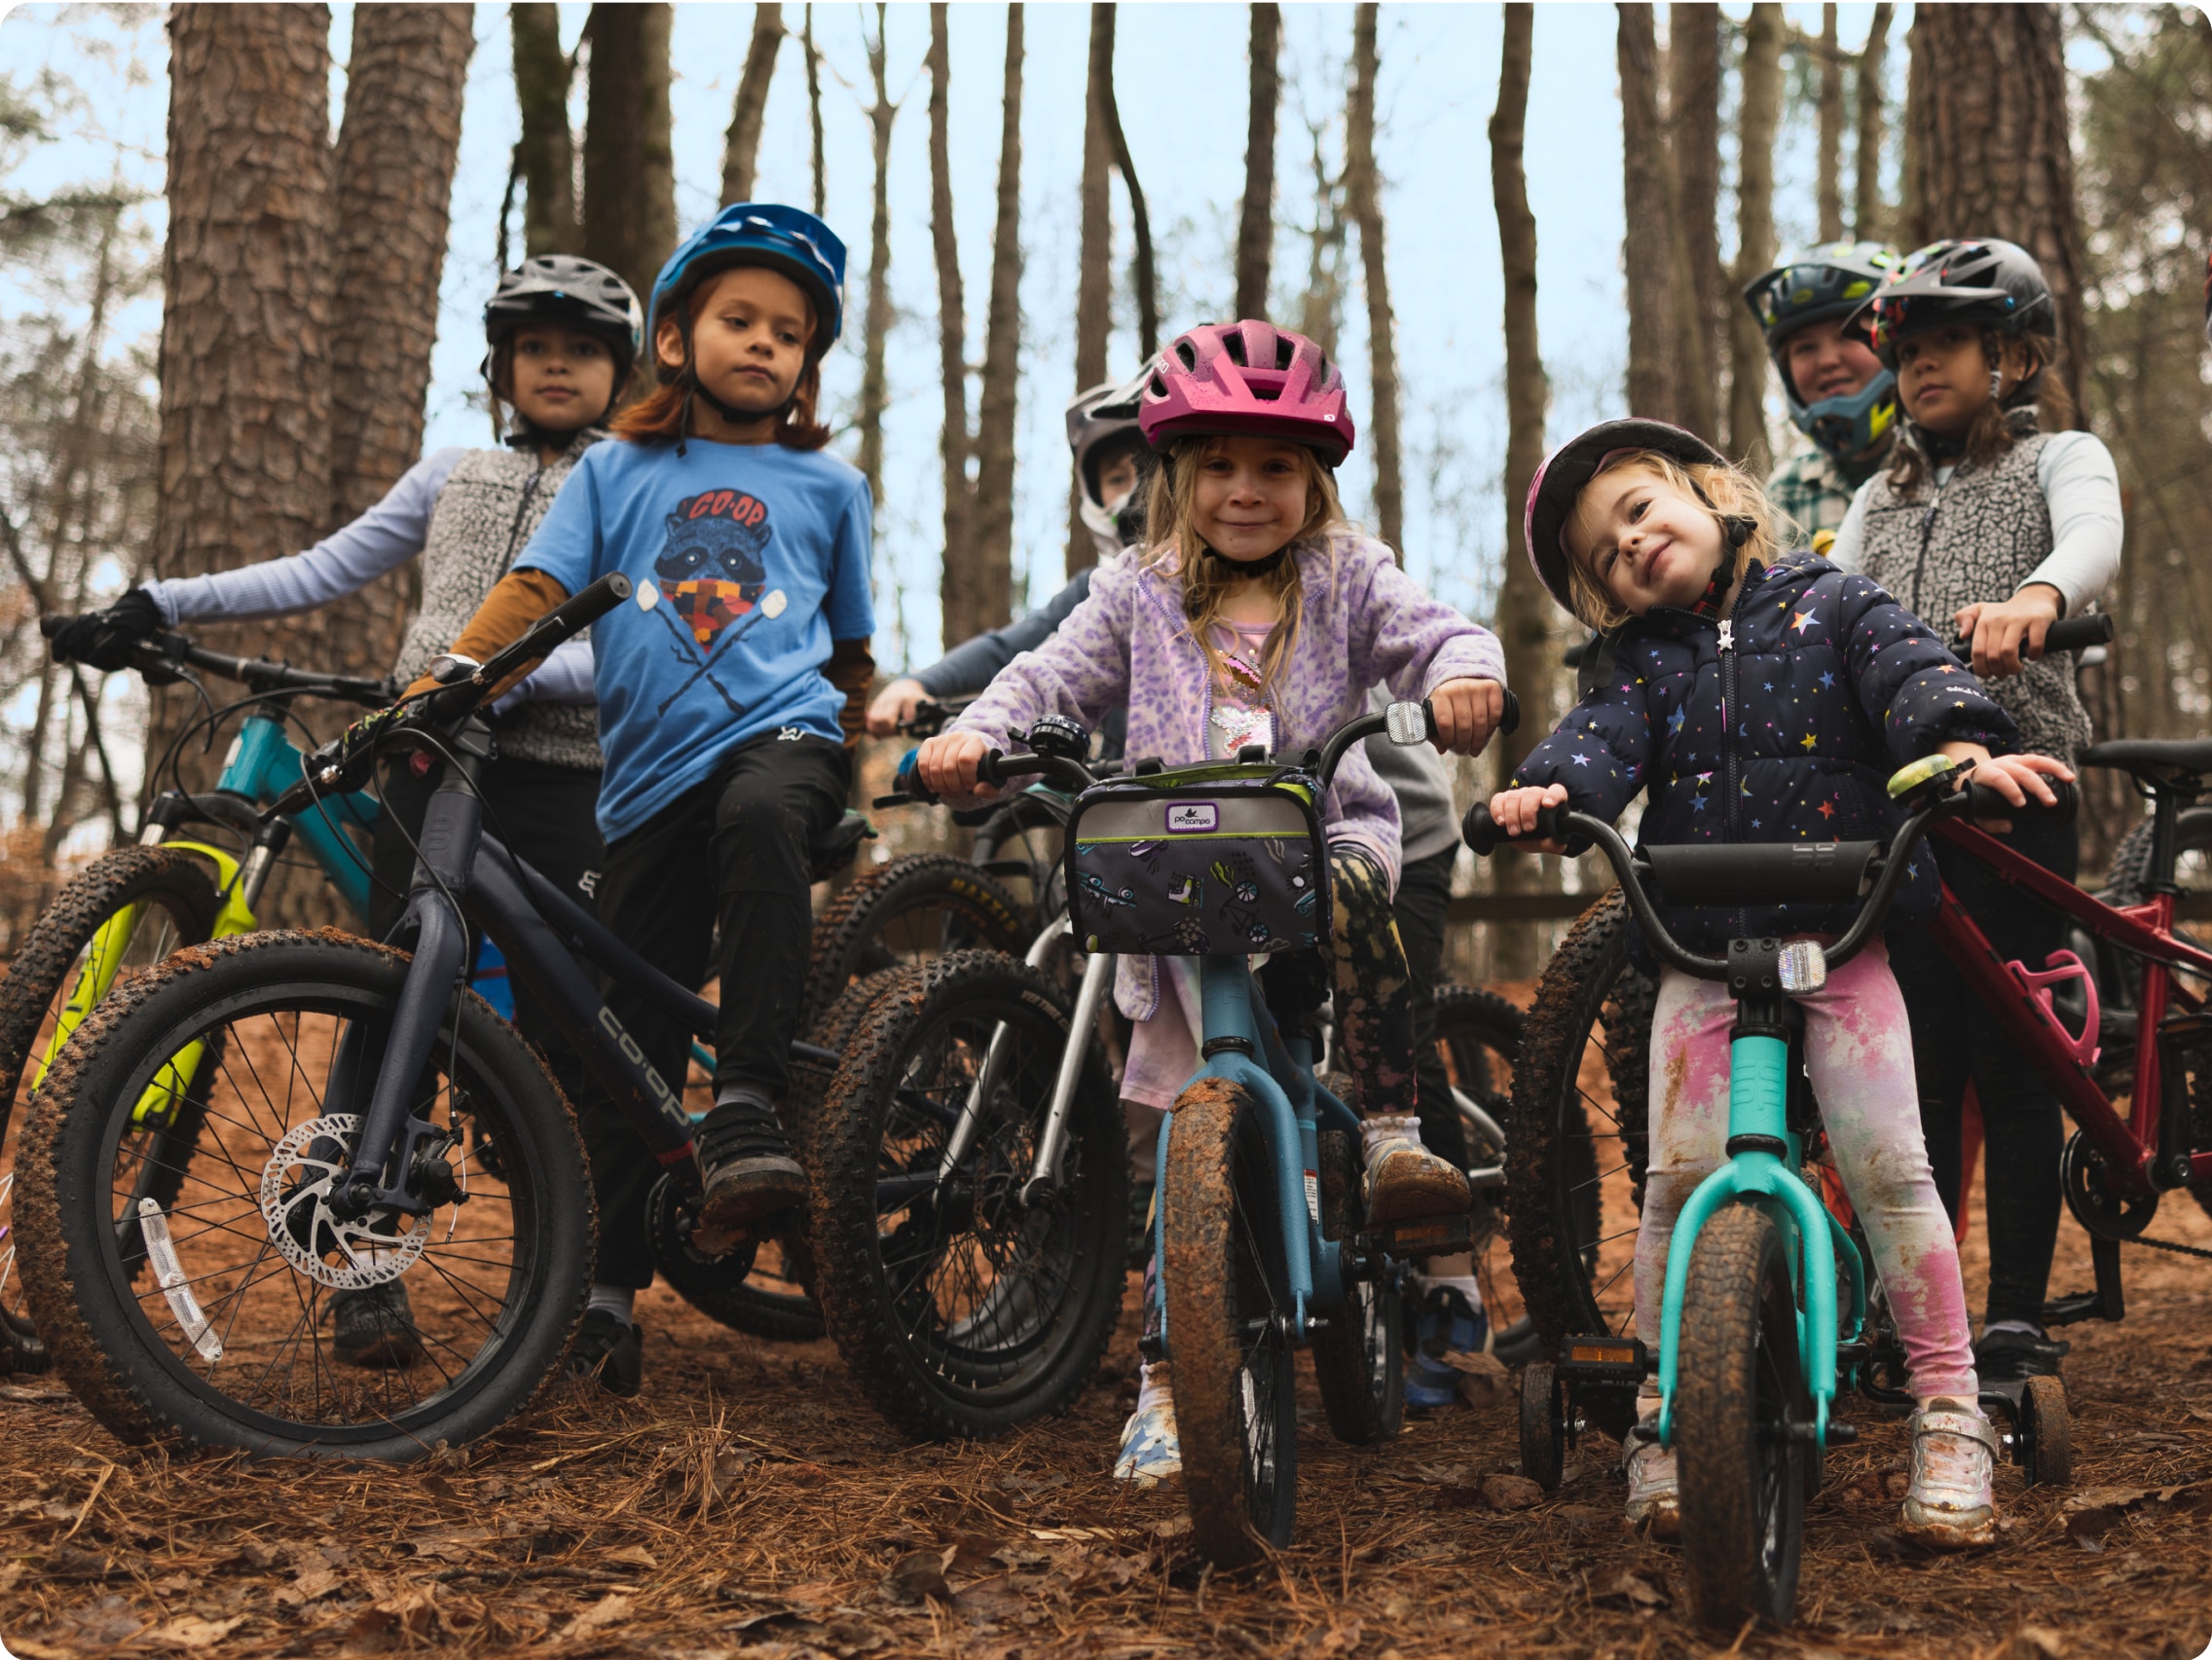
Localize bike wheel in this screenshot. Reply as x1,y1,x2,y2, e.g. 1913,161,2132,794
2107,807,2212,1222
1310,1127,1403,1445
1506,891,1654,1372
1677,1204,1809,1633
1164,1076,1299,1566
16,931,592,1459
1519,1359,1565,1491
2019,1373,2073,1488
1429,982,1539,1361
809,951,1124,1440
0,847,224,1374
802,855,1031,1030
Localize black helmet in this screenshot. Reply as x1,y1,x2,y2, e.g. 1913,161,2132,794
1743,241,1906,461
484,255,645,384
1846,239,2055,369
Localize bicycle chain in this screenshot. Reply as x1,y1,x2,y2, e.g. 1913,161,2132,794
2126,1232,2212,1263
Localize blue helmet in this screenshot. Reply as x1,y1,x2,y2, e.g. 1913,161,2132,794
646,203,846,357
1743,240,1904,463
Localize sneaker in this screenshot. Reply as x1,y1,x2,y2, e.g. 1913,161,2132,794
570,1308,644,1397
1404,1286,1488,1410
690,1096,808,1254
329,1282,423,1369
1362,1118,1471,1227
1113,1361,1181,1486
1974,1325,2069,1381
1899,1398,1998,1549
1623,1433,1679,1539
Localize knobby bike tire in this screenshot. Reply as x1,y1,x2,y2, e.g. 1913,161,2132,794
1428,982,1540,1363
1504,891,1655,1391
17,929,593,1459
1310,1126,1403,1445
0,847,224,1374
2106,807,2212,1223
808,951,1124,1441
1164,1076,1299,1567
1676,1204,1809,1632
801,855,1031,1031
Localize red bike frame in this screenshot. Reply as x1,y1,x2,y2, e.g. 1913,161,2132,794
1928,817,2212,1199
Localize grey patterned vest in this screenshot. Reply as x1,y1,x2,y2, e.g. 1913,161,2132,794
391,430,604,771
1853,410,2092,765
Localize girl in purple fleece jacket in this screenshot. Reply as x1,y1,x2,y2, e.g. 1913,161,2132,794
916,321,1505,1479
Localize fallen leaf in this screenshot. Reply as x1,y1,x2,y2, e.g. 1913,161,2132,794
275,1566,342,1606
350,1587,439,1642
1591,1568,1671,1613
406,1524,497,1561
884,1547,955,1604
141,1614,247,1651
0,1384,76,1404
558,1592,633,1641
941,1532,1007,1574
605,1543,659,1569
1481,1473,1544,1512
1441,1350,1508,1398
1996,1628,2067,1660
1149,1516,1193,1541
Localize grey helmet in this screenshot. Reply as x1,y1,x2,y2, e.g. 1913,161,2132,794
1065,360,1157,560
484,254,645,385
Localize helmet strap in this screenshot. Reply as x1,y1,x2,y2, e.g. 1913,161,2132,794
1205,544,1290,579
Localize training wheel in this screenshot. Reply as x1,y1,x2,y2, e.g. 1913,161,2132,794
1520,1360,1566,1491
2018,1374,2073,1488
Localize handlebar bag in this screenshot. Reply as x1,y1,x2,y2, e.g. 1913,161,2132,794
1063,763,1330,955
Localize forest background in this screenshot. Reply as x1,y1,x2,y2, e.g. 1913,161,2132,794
0,1,2205,980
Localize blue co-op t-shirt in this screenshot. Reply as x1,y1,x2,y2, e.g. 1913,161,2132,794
517,437,875,842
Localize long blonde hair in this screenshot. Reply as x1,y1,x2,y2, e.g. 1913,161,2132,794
1141,435,1346,699
1563,450,1781,632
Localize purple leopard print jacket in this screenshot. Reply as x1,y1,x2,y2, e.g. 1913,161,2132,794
950,529,1503,1019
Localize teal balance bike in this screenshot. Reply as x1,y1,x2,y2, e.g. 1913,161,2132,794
1466,756,2072,1630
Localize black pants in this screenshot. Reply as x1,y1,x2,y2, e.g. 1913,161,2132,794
370,752,605,1125
1393,847,1466,1168
574,732,850,1287
1889,811,2078,1328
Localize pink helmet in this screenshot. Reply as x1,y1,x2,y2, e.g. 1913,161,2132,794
1138,320,1356,465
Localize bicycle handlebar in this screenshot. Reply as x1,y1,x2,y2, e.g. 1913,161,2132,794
1563,611,2115,671
39,616,396,707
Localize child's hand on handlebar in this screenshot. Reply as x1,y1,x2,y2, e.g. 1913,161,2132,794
1954,586,2061,679
1939,741,2073,833
915,730,1000,802
1488,782,1570,854
1430,678,1506,756
866,677,930,737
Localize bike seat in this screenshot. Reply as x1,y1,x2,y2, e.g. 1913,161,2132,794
809,809,876,881
2079,738,2212,785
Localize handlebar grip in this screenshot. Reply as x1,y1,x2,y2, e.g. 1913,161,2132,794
973,748,1011,790
39,613,63,640
1499,689,1521,737
2043,613,2114,654
1964,776,2079,828
889,747,939,806
1462,799,1567,856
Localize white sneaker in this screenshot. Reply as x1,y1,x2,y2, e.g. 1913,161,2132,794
1899,1397,1998,1549
1360,1115,1470,1226
1624,1434,1679,1539
1113,1360,1181,1486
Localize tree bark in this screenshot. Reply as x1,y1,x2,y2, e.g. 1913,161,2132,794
1901,3,2088,423
1099,27,1157,359
1235,3,1281,321
928,4,977,645
1346,4,1402,557
1068,4,1116,572
856,5,896,550
150,4,335,801
1491,1,1558,976
1728,3,1784,474
972,7,1024,616
1617,5,1683,426
720,4,784,205
1297,120,1348,359
1816,4,1844,240
1669,3,1724,433
1854,2,1893,240
581,3,677,304
326,3,473,680
511,3,577,257
803,5,826,217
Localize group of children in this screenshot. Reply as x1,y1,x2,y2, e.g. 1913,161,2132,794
52,199,2121,1552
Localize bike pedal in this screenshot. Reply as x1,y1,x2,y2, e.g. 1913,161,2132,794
1557,1334,1649,1387
1373,1214,1474,1259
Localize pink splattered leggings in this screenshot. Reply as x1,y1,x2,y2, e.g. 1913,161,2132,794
1635,937,1978,1402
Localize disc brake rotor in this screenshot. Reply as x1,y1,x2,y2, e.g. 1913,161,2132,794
258,1114,430,1288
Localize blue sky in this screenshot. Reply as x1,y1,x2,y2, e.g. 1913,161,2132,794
2,1,1916,671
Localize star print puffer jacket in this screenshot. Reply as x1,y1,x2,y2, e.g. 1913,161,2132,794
1511,550,2017,953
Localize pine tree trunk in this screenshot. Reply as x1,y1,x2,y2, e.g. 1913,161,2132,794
855,5,895,550
326,3,473,682
1901,3,2088,423
720,5,784,204
1853,2,1893,240
1669,3,1724,430
1346,4,1402,557
1235,3,1281,321
1727,3,1784,475
150,4,335,805
1617,4,1682,426
1816,4,1844,241
1067,3,1115,572
581,3,677,304
511,4,577,257
1491,0,1558,978
928,4,977,645
972,7,1024,626
1099,27,1157,360
803,5,826,217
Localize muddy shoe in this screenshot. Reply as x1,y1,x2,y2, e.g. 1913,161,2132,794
1361,1116,1471,1226
1899,1398,1998,1549
690,1096,808,1255
1623,1433,1679,1540
330,1282,423,1369
1974,1325,2068,1381
1113,1361,1181,1486
570,1309,644,1397
1405,1286,1488,1411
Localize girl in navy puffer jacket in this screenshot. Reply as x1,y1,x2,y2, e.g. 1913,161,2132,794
1492,420,2072,1551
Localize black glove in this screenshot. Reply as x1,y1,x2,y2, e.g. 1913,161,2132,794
47,588,163,670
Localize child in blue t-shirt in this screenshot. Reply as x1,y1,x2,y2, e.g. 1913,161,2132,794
417,204,874,1392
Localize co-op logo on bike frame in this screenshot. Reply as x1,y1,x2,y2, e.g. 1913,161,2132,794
636,489,790,718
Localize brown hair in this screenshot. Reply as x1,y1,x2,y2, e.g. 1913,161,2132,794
1562,451,1780,632
610,267,831,450
1139,436,1346,698
1885,329,2073,495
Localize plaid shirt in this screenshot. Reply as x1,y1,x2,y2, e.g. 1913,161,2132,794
1765,441,1881,551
